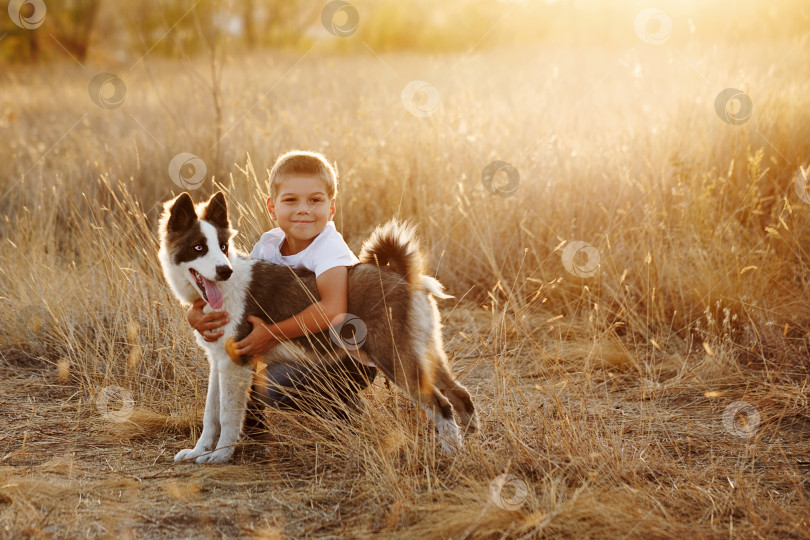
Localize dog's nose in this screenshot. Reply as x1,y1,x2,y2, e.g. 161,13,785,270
216,265,233,280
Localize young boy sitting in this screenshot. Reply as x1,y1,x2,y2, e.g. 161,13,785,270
187,150,376,415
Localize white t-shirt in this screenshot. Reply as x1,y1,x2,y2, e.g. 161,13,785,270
250,221,359,277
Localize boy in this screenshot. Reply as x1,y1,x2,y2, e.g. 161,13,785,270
187,150,375,414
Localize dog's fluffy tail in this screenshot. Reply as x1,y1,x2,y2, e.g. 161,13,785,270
359,220,424,286
359,220,453,299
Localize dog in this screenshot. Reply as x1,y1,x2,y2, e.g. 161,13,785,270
158,191,478,463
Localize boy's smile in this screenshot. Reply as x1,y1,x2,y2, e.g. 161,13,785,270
267,174,336,255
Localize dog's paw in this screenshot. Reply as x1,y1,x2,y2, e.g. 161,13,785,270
440,436,464,454
462,415,480,434
437,419,463,454
195,447,234,464
174,447,205,462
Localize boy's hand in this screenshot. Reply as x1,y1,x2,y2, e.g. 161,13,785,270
187,299,229,342
234,315,279,356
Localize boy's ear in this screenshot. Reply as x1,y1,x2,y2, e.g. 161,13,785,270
202,191,229,229
166,192,197,233
266,196,276,220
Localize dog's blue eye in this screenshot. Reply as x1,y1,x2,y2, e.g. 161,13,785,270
221,245,227,252
194,245,203,251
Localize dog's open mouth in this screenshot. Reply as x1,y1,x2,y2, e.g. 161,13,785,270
190,268,224,309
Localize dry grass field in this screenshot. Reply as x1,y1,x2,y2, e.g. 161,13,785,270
1,9,810,538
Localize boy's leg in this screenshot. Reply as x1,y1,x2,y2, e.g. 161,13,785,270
257,361,311,412
325,356,377,415
256,356,377,418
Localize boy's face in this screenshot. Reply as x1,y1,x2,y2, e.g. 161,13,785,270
266,174,335,245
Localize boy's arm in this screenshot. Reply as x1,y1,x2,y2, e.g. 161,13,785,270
233,266,349,357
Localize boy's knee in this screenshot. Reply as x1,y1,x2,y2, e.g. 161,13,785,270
254,358,375,412
254,363,307,409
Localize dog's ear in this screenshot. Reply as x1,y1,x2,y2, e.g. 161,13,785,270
202,191,229,229
167,192,197,233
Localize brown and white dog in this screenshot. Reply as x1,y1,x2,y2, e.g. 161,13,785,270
158,192,478,463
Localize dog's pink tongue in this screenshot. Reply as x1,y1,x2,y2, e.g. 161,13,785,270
202,277,224,309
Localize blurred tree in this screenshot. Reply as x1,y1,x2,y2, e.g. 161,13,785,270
243,0,255,49
49,0,101,62
1,0,42,62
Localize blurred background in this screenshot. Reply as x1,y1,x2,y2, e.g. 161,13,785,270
1,0,808,62
1,0,809,339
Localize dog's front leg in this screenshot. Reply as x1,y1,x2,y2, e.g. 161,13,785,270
175,358,221,462
194,351,253,463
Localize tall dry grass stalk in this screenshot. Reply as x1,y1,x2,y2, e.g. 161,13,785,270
1,43,809,537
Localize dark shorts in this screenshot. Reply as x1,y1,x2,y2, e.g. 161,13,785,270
251,355,377,418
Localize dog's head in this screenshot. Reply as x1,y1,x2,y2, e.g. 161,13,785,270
158,191,237,308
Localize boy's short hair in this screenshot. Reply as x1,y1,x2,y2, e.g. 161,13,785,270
268,150,338,201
